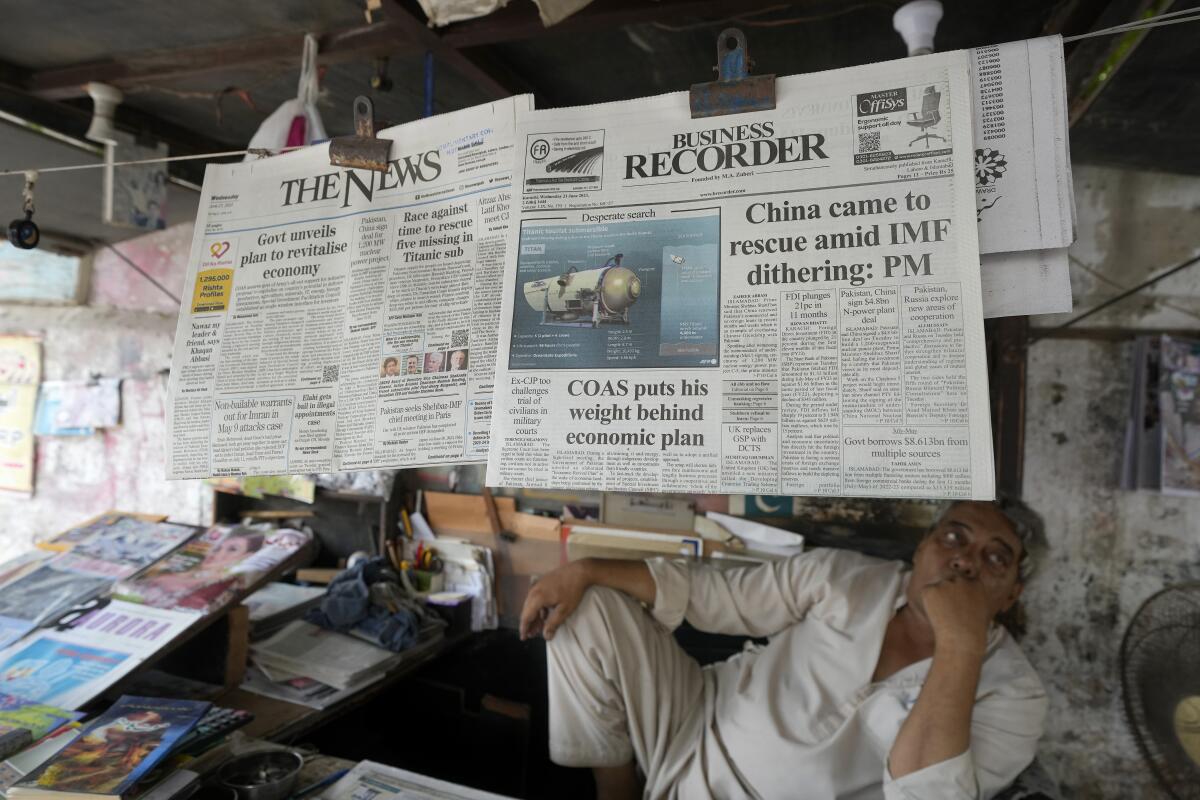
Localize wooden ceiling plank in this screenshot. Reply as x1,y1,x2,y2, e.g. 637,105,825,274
439,0,815,48
381,0,517,100
25,23,411,101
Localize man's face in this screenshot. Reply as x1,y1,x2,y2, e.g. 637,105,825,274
907,502,1024,621
407,357,419,373
384,361,399,376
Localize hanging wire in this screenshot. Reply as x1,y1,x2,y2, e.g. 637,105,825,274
1062,7,1200,42
100,241,182,305
0,8,1196,179
0,146,303,180
1029,251,1200,343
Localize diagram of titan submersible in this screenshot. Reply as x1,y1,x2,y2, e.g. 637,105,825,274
522,254,642,327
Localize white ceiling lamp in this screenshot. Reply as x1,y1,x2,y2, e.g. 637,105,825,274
85,82,124,225
84,82,123,144
893,0,943,56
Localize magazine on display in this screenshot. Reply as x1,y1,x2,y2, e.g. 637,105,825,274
114,526,310,613
9,696,208,800
0,602,196,710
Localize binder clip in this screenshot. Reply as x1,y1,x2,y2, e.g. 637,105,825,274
690,28,776,119
329,95,393,173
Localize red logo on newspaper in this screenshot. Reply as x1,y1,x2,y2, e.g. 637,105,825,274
203,240,234,268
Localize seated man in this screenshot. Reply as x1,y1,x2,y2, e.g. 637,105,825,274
520,499,1047,800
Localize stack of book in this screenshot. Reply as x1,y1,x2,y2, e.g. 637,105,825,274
6,696,209,800
242,582,325,640
250,622,404,691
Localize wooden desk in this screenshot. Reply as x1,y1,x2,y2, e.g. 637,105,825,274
218,632,470,743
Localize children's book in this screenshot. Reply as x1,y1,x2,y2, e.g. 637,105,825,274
9,696,208,800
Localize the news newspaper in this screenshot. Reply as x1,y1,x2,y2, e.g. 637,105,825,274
166,96,532,479
485,53,997,499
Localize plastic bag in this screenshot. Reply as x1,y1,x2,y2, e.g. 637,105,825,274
243,33,327,158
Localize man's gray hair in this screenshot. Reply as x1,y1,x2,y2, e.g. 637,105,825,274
933,494,1047,582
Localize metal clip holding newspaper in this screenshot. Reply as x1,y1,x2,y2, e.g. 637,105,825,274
689,28,776,119
328,96,393,173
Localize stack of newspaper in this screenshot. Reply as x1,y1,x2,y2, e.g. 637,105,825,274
967,39,1077,319
166,35,1077,502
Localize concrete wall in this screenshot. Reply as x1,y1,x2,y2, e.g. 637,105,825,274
1018,164,1200,798
0,223,205,560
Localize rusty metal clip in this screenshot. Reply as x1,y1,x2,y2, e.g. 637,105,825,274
689,28,776,119
329,95,393,173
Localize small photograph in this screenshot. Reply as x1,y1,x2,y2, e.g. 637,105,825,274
446,349,469,371
379,356,401,378
510,213,720,370
404,354,424,375
424,351,446,373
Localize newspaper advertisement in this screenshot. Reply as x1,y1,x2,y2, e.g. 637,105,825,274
167,96,532,479
487,53,995,499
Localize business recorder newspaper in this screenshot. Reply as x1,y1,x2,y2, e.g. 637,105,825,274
167,96,532,479
487,53,995,499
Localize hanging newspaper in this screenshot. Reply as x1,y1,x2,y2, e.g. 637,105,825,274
167,96,532,479
487,53,994,499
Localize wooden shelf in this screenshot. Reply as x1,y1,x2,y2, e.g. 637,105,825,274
219,632,470,743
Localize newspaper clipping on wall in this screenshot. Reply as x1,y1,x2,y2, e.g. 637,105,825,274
486,54,995,499
167,96,532,479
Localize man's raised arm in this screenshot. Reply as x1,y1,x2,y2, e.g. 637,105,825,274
521,549,858,642
520,558,655,641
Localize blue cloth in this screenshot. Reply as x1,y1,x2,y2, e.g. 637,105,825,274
305,558,421,652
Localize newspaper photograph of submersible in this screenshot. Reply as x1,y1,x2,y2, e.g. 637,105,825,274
487,52,995,499
166,96,532,479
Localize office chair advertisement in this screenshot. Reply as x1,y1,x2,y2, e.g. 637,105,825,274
852,81,955,174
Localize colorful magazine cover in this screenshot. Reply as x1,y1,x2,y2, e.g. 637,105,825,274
35,514,132,554
16,696,209,797
64,519,196,575
0,554,52,591
1160,335,1200,496
0,694,83,740
113,527,310,613
0,635,138,711
0,566,112,650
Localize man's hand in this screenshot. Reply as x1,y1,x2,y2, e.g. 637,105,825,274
921,576,992,656
520,560,592,642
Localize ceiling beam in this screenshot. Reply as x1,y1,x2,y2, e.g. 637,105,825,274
438,0,817,48
0,65,236,184
380,1,520,100
25,24,410,101
25,6,529,105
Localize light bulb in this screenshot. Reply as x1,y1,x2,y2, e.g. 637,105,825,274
85,82,123,145
893,0,943,56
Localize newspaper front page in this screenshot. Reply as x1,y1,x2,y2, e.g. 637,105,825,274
167,96,531,479
486,54,995,499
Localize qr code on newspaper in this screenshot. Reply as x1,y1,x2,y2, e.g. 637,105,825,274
450,329,469,348
858,131,881,152
322,365,339,383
